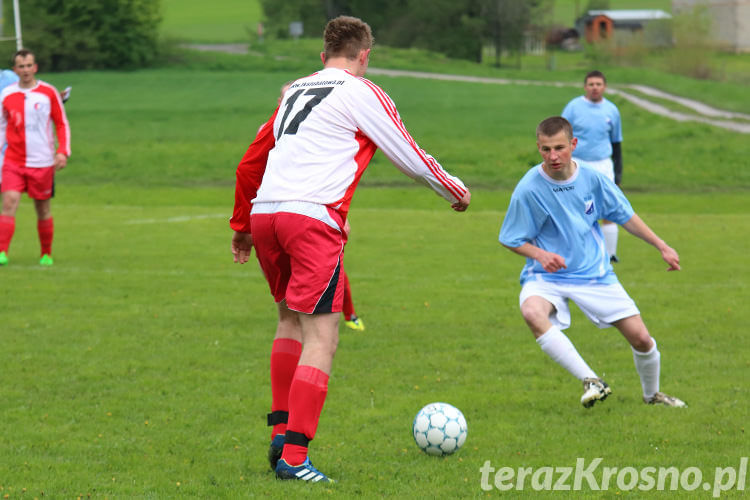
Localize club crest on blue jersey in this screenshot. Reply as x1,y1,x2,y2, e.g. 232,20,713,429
584,199,595,215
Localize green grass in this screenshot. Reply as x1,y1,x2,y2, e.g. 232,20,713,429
1,186,747,498
44,68,750,193
0,62,748,497
152,39,750,116
160,0,262,43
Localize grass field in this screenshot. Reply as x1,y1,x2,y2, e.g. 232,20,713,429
1,184,747,497
160,0,262,43
1,39,749,500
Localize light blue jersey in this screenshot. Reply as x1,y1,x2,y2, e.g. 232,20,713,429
499,163,634,285
0,69,18,179
0,69,18,90
561,96,622,161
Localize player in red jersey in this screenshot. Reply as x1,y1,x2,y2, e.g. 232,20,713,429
230,16,470,483
0,49,71,267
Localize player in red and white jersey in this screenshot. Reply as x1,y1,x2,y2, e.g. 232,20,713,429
0,49,70,267
230,16,470,483
268,80,366,331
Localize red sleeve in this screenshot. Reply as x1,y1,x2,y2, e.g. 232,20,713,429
229,109,278,233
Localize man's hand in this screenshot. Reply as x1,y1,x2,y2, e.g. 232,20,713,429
231,231,253,264
451,190,471,212
536,249,567,273
660,245,681,271
54,153,67,171
503,242,566,273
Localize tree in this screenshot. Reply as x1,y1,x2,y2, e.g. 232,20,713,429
258,0,328,39
481,0,546,67
2,0,161,71
377,0,484,62
260,0,485,62
258,0,548,64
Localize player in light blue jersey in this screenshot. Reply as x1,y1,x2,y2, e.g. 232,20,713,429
0,69,18,89
0,69,19,189
499,116,686,409
562,70,623,263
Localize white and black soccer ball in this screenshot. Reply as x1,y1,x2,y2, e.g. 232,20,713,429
412,402,468,456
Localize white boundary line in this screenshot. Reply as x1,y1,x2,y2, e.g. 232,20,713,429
126,213,228,224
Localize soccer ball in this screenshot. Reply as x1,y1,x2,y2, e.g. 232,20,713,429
412,402,468,456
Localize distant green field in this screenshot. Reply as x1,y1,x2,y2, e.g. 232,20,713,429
160,0,262,42
44,68,750,192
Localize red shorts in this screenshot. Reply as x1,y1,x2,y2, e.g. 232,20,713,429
1,163,55,199
251,210,346,314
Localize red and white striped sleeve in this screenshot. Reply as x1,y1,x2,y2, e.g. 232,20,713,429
45,83,71,158
351,78,467,203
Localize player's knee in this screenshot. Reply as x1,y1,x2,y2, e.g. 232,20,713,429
520,299,548,325
631,334,654,353
2,193,21,213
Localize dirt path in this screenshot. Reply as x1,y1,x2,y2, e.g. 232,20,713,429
367,68,750,134
175,43,748,134
179,43,249,54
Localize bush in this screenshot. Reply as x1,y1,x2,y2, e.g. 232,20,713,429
2,0,161,71
666,4,717,79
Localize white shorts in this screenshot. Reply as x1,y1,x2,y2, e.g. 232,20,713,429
519,279,639,330
576,157,614,183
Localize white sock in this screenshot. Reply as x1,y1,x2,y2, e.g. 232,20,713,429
601,223,619,258
536,326,597,381
632,340,660,399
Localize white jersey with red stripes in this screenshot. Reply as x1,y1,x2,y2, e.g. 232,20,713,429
0,80,71,168
252,67,467,214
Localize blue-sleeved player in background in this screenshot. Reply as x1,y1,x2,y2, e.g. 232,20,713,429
0,69,19,189
499,116,686,409
562,70,623,263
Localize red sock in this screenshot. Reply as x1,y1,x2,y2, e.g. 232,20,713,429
0,215,15,252
37,217,54,256
342,272,356,321
269,338,302,439
281,365,329,466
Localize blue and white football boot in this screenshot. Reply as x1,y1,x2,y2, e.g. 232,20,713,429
275,457,334,483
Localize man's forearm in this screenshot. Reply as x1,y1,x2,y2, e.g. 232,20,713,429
622,214,667,250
